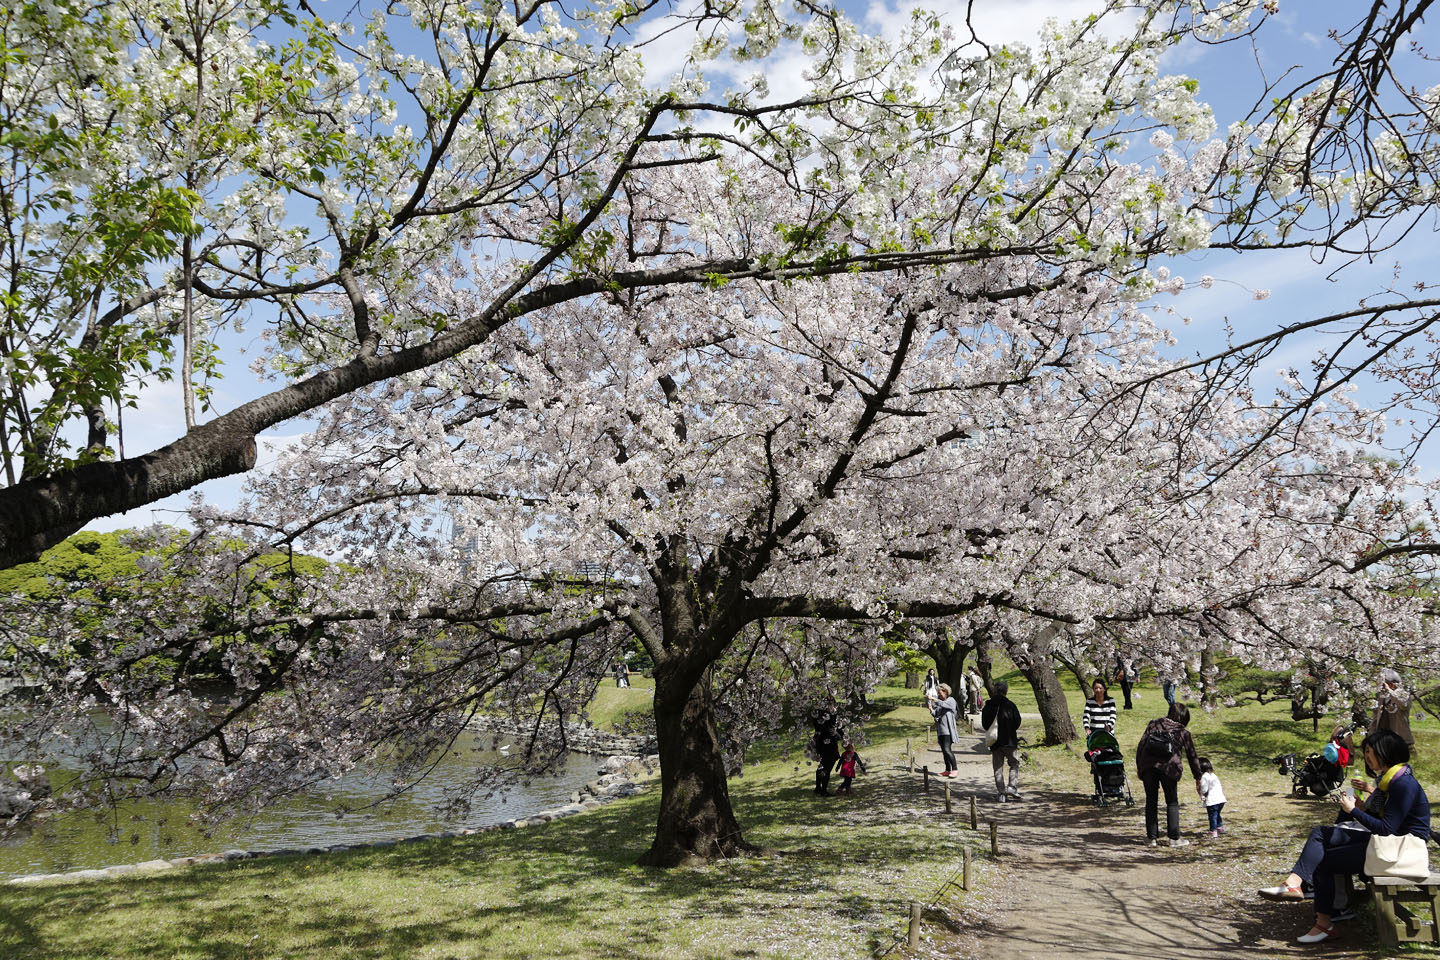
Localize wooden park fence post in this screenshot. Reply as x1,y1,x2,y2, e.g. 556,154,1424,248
962,848,972,891
908,901,922,950
968,795,977,829
944,781,952,814
990,821,999,855
923,766,930,792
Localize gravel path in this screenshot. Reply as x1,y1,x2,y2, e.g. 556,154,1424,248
921,722,1386,960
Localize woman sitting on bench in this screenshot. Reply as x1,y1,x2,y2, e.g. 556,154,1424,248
1257,729,1431,944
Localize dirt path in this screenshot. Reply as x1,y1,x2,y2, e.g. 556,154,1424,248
920,722,1382,960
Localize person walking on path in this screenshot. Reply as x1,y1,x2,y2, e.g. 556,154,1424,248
1082,678,1118,737
1370,667,1415,749
930,684,960,778
1135,702,1203,847
1198,757,1227,838
982,680,1023,801
837,744,867,794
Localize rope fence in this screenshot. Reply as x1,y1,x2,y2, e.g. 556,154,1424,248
871,749,1002,958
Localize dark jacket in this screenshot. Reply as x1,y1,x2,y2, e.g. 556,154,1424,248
1135,717,1201,782
981,695,1021,751
1350,769,1431,840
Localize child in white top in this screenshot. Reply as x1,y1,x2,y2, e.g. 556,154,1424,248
1198,756,1227,837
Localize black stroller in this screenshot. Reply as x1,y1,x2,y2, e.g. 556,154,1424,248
1273,752,1346,797
1085,730,1134,806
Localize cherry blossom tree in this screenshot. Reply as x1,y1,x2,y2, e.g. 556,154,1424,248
10,197,1437,864
12,0,1435,570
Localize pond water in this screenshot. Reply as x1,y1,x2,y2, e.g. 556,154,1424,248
0,729,599,879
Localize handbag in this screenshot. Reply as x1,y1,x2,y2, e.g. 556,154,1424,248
1363,833,1431,881
984,718,1000,749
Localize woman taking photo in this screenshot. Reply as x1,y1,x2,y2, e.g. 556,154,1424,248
1257,729,1432,944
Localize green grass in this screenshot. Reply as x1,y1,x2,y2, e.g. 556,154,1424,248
5,674,1435,960
0,681,982,960
583,673,655,732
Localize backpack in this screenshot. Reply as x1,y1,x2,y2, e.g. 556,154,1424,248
1140,722,1177,761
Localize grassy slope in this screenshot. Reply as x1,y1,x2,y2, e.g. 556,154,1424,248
3,671,1434,960
0,684,983,960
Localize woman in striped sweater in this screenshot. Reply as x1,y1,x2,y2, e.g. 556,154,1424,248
1082,679,1118,738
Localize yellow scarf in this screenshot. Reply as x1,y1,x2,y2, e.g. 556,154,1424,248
1378,763,1409,791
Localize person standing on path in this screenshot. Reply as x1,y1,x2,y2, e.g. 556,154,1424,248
1115,655,1137,710
812,707,842,796
965,668,984,717
1135,702,1203,847
982,680,1023,801
930,683,960,777
1370,667,1415,750
1081,678,1118,737
1198,757,1227,838
922,668,939,702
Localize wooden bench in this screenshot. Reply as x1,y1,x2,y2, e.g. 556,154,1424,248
1365,874,1440,946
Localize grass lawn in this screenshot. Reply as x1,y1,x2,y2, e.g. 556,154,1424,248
0,683,985,960
2,670,1435,960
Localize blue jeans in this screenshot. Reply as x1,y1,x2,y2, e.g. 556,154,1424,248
1163,681,1176,705
1206,803,1225,831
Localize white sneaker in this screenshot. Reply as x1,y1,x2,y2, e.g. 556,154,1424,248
996,793,1008,803
1166,837,1190,848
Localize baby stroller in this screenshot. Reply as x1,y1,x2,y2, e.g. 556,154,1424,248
1085,730,1134,806
1272,752,1346,797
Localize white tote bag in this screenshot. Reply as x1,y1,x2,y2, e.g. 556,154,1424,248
1364,833,1431,881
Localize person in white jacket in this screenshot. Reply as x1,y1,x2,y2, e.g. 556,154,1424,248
1198,756,1227,838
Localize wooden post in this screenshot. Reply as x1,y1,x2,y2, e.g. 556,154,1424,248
944,781,952,813
908,901,922,949
906,737,910,762
962,848,972,891
969,795,977,829
923,766,930,792
990,820,999,855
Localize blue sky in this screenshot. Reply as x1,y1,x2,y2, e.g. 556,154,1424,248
85,0,1440,534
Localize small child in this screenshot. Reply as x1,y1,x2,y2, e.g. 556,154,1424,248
837,744,867,794
1198,756,1227,837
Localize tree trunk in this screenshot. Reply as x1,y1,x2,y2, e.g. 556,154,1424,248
638,664,753,867
1017,626,1077,745
1200,643,1218,708
924,629,973,713
904,670,919,689
976,634,994,695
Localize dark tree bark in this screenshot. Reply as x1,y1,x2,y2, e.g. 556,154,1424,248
638,661,753,867
1016,626,1077,745
923,627,978,708
1200,643,1219,708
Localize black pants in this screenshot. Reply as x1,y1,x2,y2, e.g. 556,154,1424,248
1140,771,1179,840
1119,676,1134,709
816,753,839,794
937,734,956,773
